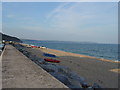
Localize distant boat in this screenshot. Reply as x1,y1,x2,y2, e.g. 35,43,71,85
44,58,60,63
43,53,57,57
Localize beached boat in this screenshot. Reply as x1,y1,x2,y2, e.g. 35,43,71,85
43,53,57,57
44,58,60,63
31,46,38,48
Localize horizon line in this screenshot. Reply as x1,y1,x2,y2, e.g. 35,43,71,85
21,38,118,44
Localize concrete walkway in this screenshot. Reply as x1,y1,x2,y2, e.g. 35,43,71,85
2,45,68,88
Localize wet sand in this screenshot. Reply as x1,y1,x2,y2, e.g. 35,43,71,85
18,44,119,88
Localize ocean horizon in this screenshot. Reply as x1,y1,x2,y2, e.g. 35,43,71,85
22,39,118,61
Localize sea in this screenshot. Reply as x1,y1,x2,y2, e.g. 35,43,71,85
22,39,119,61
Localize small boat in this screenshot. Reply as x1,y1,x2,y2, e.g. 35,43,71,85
31,46,38,48
44,58,60,63
43,53,57,57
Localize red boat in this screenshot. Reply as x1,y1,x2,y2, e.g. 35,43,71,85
31,46,38,48
44,58,60,63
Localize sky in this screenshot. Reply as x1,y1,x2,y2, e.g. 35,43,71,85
2,2,118,44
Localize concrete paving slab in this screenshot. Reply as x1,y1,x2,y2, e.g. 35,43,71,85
2,45,68,88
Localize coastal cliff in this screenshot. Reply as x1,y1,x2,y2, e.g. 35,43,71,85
0,33,22,43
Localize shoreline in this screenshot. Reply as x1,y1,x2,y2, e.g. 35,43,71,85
38,47,119,64
21,43,119,63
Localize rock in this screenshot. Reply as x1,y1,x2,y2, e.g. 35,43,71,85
92,83,101,88
81,82,90,88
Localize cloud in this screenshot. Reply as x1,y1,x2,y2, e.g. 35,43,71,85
46,2,117,31
2,2,117,44
47,2,72,18
46,2,95,32
44,2,117,43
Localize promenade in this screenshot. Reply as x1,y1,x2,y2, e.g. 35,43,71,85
2,45,68,88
